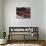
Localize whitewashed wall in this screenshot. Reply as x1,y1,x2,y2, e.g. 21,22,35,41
45,0,46,40
0,0,3,38
0,0,2,29
3,0,45,40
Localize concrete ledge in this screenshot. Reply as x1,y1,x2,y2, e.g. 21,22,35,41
0,39,7,44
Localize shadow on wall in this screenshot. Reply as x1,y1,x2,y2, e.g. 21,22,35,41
0,31,3,39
